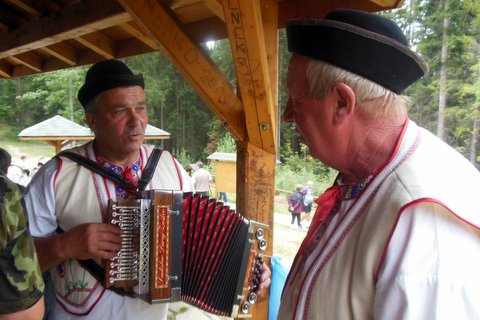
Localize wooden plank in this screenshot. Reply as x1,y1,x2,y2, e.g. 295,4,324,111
236,140,275,320
278,0,404,28
119,0,246,142
5,0,42,17
0,0,130,59
41,42,77,66
223,0,276,154
371,0,405,7
0,6,28,29
261,0,279,153
75,31,115,60
183,16,227,43
9,52,42,72
0,60,12,78
119,22,160,50
201,0,225,22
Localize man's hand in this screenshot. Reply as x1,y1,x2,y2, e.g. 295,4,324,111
64,223,122,260
256,262,272,296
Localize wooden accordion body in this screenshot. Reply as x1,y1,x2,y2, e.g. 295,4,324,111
105,190,267,317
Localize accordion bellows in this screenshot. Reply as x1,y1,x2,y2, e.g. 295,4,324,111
105,190,267,317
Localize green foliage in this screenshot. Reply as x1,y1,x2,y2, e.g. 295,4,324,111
216,133,236,153
276,149,337,196
171,148,194,168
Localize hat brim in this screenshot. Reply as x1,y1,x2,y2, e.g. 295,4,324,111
286,19,428,94
78,74,145,107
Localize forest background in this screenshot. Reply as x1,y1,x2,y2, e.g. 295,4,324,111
1,0,479,197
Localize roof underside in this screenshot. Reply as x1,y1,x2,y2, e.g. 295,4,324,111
0,0,404,155
0,0,404,79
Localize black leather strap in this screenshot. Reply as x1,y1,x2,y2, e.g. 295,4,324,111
57,148,163,192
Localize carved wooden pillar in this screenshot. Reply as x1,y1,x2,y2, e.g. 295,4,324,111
236,140,276,320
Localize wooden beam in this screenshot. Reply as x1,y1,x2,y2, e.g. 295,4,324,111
0,6,28,29
184,16,228,43
9,51,42,72
119,0,246,142
0,0,130,59
41,42,77,66
223,0,276,154
202,0,225,22
5,0,43,18
115,38,157,58
370,0,405,7
236,140,275,319
261,0,279,150
119,22,160,50
278,0,404,28
0,60,12,78
75,31,115,60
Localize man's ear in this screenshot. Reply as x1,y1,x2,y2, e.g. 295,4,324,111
85,113,97,132
332,83,356,124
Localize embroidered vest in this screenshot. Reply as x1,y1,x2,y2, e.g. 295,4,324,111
52,142,181,315
282,121,480,319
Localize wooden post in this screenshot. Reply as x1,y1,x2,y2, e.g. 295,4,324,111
236,140,276,320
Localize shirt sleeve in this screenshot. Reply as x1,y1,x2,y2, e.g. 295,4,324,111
23,159,59,237
375,201,480,320
0,176,44,314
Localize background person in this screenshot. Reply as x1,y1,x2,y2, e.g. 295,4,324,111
287,184,304,229
191,161,212,197
279,9,480,319
0,148,26,193
0,168,45,319
301,180,314,228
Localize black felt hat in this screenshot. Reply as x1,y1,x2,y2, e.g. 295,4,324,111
286,9,428,94
78,60,145,108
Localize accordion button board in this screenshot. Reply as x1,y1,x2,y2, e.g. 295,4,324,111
105,190,269,318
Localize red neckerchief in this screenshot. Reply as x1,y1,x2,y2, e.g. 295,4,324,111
298,185,341,255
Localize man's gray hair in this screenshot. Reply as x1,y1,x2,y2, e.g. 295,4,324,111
306,58,411,117
84,94,100,114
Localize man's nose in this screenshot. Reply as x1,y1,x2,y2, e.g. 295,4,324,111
127,109,143,123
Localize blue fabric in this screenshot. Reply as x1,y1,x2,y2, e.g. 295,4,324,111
269,256,289,320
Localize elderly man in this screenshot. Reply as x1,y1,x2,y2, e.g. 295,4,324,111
279,9,480,319
24,60,195,319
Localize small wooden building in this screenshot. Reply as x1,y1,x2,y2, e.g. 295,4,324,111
207,152,237,198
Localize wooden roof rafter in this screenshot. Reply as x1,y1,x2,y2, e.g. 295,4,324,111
119,0,247,142
223,0,278,154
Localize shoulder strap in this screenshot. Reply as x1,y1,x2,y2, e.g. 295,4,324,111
138,147,162,191
58,148,163,192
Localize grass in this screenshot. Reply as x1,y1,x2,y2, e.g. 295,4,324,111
2,140,55,158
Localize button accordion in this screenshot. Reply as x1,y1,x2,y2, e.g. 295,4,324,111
105,190,268,317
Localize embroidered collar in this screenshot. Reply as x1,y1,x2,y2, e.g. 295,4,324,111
97,155,143,199
336,173,374,200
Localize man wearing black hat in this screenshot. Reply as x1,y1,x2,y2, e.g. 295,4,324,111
279,9,480,319
23,60,195,319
